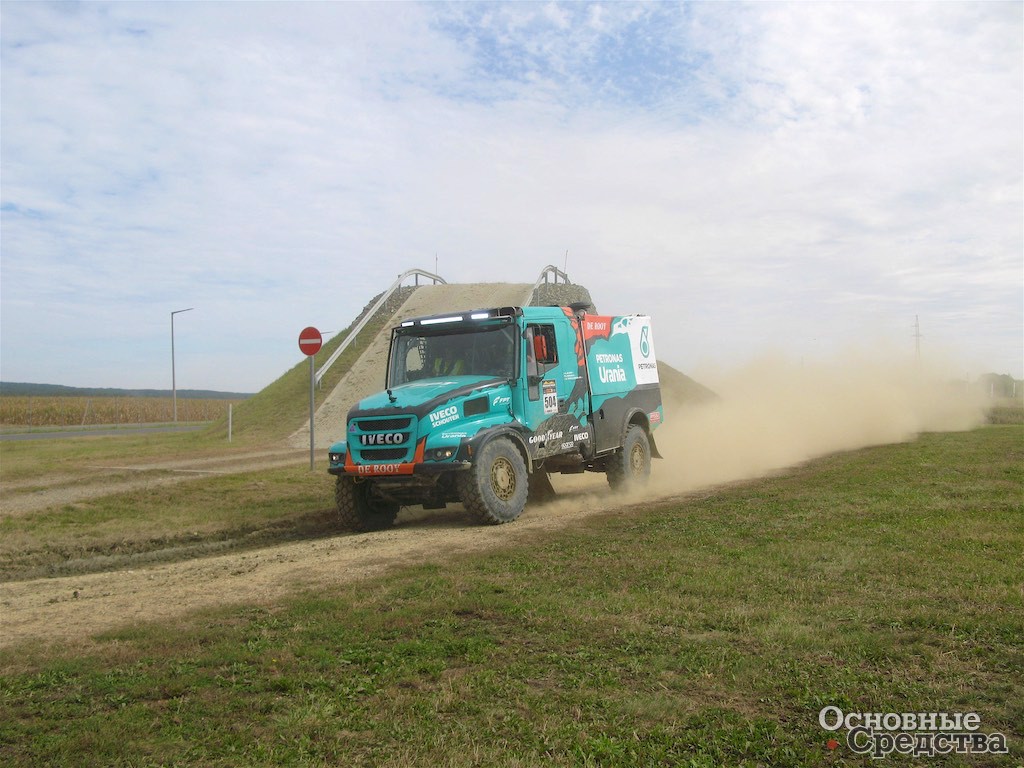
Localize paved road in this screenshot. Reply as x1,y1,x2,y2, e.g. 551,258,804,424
0,425,207,441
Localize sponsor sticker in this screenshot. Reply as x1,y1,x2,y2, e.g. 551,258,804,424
529,429,564,445
428,405,459,428
359,432,406,446
598,366,627,384
542,380,558,415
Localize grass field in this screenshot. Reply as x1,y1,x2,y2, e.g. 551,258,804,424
0,425,1020,766
0,289,404,441
0,396,241,429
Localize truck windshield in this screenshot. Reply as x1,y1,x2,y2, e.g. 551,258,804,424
389,323,518,386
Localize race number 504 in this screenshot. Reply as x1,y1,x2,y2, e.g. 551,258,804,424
542,380,558,415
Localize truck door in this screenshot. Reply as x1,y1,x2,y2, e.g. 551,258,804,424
520,322,558,432
520,317,589,436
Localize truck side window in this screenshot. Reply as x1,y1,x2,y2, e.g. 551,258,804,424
530,325,557,365
526,324,558,401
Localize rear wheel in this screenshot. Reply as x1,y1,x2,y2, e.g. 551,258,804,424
335,477,400,532
457,438,528,524
606,425,651,491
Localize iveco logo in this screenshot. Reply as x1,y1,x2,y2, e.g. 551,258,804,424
359,433,406,446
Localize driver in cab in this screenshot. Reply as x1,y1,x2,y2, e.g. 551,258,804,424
431,344,465,377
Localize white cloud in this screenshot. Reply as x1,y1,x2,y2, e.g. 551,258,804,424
1,1,1020,392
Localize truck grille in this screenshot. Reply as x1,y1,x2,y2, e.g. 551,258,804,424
350,414,416,465
359,447,408,461
355,417,412,431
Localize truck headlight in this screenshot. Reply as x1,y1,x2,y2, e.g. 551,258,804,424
329,452,344,464
427,447,455,461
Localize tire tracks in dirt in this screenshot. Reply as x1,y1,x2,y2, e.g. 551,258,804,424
0,476,659,650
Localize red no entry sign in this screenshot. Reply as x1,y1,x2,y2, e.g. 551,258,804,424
298,326,323,356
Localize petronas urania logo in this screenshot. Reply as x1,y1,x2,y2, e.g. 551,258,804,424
640,326,651,357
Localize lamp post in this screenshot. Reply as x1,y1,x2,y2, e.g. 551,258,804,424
171,307,194,423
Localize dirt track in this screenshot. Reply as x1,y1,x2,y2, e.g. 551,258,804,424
1,282,590,649
0,470,643,650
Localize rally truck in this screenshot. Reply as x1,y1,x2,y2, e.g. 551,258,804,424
327,304,663,530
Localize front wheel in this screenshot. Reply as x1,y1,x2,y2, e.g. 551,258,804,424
457,438,528,524
606,425,651,491
335,477,400,532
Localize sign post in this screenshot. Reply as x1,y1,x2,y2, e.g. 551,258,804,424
298,327,323,470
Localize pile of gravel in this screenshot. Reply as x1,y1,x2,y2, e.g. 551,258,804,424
531,282,596,312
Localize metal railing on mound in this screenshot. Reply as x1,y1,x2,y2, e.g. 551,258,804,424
315,268,446,387
315,265,572,388
532,264,572,290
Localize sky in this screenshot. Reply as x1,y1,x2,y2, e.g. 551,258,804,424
1,1,1021,393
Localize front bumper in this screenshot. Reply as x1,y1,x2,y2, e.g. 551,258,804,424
328,460,472,478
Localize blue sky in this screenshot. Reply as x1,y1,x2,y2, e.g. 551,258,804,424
1,1,1021,392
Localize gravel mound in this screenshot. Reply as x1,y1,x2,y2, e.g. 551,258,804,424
294,283,535,449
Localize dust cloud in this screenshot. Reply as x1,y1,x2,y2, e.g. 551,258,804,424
548,351,985,510
648,352,986,496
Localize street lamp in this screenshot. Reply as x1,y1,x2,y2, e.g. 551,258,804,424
171,307,194,423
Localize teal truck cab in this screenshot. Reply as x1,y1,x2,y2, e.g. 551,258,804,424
328,304,663,530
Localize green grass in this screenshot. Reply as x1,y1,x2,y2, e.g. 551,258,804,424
1,426,1021,767
987,404,1024,425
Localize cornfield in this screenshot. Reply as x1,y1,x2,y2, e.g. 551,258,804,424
0,397,242,427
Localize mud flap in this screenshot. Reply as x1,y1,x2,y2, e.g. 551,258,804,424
527,471,557,505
